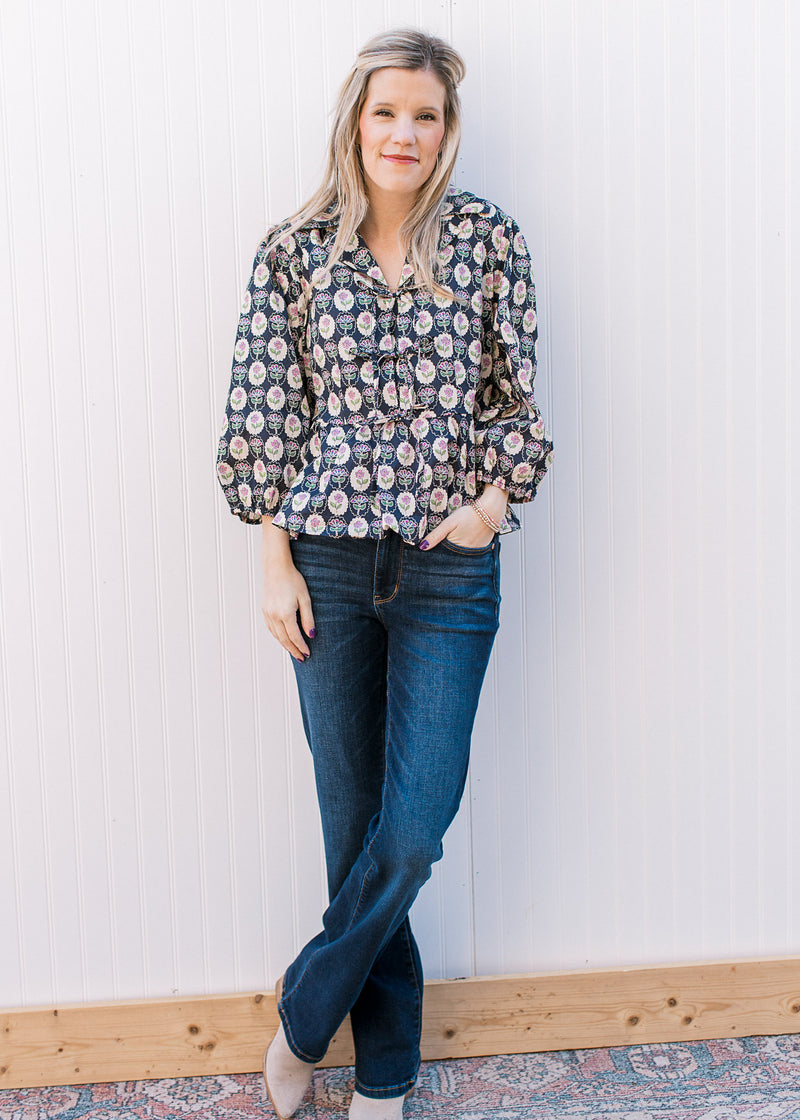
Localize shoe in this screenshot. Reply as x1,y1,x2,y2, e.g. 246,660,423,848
263,975,316,1119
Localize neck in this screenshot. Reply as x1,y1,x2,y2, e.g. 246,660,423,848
360,186,417,243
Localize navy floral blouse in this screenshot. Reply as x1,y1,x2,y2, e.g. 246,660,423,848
216,187,553,544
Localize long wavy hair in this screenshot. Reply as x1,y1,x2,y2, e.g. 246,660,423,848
265,28,466,297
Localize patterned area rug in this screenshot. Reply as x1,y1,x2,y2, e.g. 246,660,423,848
4,1035,800,1119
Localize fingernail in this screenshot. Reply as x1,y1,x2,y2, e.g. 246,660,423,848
420,540,430,550
309,628,316,638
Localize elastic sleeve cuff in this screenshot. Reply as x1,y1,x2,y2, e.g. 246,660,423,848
477,474,537,504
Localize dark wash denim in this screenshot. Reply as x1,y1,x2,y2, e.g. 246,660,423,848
277,531,501,1098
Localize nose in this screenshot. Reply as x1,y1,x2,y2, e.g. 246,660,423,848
391,113,416,146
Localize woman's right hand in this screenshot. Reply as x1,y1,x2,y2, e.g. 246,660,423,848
261,519,316,662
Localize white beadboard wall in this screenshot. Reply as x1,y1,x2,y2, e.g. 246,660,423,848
0,0,797,1008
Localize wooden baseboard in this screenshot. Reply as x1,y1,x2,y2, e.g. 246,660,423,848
2,955,799,1089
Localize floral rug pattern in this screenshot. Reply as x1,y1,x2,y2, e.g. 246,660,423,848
3,1034,800,1119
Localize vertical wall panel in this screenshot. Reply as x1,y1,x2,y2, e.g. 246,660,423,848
0,1,40,1008
665,0,704,965
0,0,797,1010
787,0,800,947
755,0,790,952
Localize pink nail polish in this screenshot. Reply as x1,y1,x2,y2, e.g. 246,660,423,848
309,628,316,638
420,540,430,550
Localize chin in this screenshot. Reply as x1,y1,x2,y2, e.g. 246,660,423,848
371,168,428,195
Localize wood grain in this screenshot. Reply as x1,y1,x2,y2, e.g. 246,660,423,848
2,957,799,1089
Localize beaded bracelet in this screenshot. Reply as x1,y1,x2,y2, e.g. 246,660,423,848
469,498,503,534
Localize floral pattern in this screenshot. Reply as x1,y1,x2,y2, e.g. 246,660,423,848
216,188,553,543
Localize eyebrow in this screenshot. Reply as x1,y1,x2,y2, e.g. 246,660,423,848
369,101,443,112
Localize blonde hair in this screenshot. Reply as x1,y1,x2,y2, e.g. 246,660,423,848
266,28,466,297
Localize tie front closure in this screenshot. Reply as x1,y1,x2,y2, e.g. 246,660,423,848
307,266,471,527
351,271,438,423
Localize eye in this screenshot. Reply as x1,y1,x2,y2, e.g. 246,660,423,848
418,113,438,122
374,108,393,117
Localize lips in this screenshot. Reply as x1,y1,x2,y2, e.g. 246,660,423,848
382,154,418,163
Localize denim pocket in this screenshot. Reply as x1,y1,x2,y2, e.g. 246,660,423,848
439,536,496,556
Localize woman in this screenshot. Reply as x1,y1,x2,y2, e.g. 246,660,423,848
217,28,552,1120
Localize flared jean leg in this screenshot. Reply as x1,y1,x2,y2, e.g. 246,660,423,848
281,532,500,1097
348,916,424,1095
289,564,423,1087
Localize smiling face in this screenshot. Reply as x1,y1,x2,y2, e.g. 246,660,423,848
357,67,447,203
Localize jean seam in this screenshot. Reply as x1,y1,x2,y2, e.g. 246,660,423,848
401,919,423,1064
345,845,378,933
279,938,342,1063
373,538,404,605
404,922,423,1015
278,1000,321,1064
354,1072,419,1096
345,652,392,934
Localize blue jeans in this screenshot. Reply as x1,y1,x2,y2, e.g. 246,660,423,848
277,530,501,1099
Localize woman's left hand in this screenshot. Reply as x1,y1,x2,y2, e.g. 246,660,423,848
421,484,508,551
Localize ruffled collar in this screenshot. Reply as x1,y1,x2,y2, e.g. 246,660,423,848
296,186,499,294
